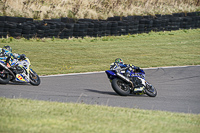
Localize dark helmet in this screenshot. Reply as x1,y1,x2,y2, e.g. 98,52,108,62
3,45,12,52
115,58,124,64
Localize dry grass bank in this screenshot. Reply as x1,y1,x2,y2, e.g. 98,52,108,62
0,0,200,20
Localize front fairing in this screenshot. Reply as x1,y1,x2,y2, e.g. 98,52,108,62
15,74,28,82
12,58,31,82
106,67,146,81
105,70,117,80
131,69,145,79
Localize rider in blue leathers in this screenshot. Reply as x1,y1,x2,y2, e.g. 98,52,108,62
0,45,25,67
110,58,140,71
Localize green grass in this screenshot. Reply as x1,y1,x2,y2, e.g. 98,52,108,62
0,97,199,133
0,29,200,132
1,29,199,75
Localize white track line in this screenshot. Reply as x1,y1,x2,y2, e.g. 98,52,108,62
40,65,200,78
40,71,105,77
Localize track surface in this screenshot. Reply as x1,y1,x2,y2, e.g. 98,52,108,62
0,66,200,114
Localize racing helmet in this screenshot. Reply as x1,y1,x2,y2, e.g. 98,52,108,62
115,58,124,64
3,45,12,52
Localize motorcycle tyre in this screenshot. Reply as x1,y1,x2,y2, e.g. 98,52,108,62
0,75,9,84
145,84,157,97
0,71,10,84
29,69,40,86
111,78,130,96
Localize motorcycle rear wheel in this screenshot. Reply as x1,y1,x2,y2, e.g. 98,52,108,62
111,78,130,96
0,70,10,84
29,69,40,86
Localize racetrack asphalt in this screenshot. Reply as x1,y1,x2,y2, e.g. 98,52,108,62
0,66,200,114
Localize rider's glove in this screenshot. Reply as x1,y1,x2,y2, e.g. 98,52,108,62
19,54,26,60
129,64,141,71
134,66,141,72
134,66,140,70
129,64,135,69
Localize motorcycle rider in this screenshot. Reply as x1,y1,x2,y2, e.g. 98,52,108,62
110,58,144,92
110,58,141,71
0,45,26,67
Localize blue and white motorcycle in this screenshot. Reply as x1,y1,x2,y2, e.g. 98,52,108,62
105,64,157,97
0,55,40,86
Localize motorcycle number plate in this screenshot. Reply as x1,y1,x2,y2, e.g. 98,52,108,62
17,75,23,80
16,74,26,82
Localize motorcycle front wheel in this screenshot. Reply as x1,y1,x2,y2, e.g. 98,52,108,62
145,83,157,97
111,78,130,96
29,69,40,86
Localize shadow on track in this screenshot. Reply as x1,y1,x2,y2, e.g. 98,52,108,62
85,89,148,97
85,89,117,96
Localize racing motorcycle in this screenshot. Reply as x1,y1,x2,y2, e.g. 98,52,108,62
0,55,40,86
105,64,157,97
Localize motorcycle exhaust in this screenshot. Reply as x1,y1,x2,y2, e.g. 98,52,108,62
116,73,134,87
0,62,16,78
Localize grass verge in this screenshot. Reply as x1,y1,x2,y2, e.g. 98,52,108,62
0,29,200,133
0,29,200,75
0,97,200,133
